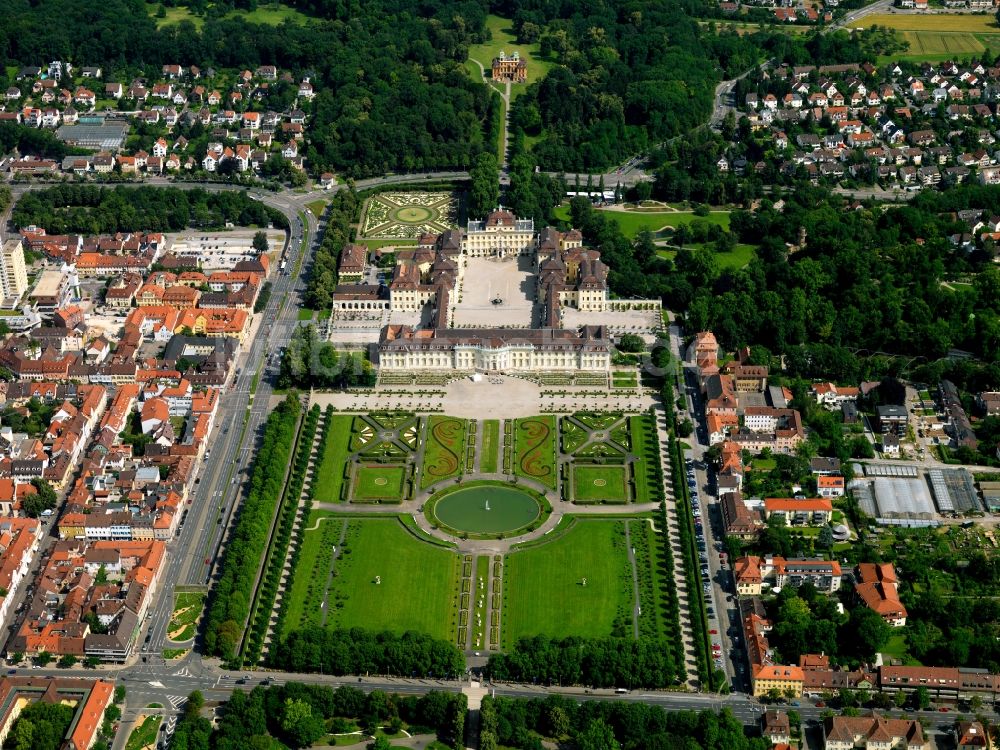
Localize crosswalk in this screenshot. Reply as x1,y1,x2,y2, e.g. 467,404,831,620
166,694,188,710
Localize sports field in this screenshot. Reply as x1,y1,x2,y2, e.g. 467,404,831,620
855,13,1000,61
313,416,354,503
480,420,500,474
323,519,460,640
572,465,630,503
503,520,632,645
352,465,407,503
420,416,467,489
513,416,558,488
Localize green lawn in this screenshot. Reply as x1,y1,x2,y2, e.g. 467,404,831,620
167,592,205,642
352,465,408,503
281,512,344,635
306,200,327,218
629,414,661,505
555,205,731,239
466,14,556,99
314,416,355,503
480,420,500,474
323,519,460,640
572,465,630,503
125,716,162,750
146,2,313,29
513,416,557,488
503,520,632,645
420,416,467,489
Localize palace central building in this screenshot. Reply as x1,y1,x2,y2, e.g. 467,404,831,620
347,209,624,373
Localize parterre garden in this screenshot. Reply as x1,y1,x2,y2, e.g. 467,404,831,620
281,516,460,641
275,407,677,662
360,192,460,239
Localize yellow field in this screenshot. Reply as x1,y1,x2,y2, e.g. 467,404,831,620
855,13,1000,32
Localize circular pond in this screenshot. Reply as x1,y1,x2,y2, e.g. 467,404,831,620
431,484,542,534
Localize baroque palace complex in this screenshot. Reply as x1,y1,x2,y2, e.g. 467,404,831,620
331,210,657,372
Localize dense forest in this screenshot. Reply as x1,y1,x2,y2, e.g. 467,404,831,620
565,184,1000,377
11,185,286,234
480,696,770,750
203,395,301,663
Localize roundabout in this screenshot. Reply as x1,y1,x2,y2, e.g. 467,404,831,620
424,481,551,539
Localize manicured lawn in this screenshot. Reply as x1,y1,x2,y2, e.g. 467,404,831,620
297,308,315,321
629,414,661,505
881,633,922,665
352,465,407,503
168,592,205,642
513,416,557,489
306,199,327,218
503,520,631,645
480,420,500,474
313,416,355,503
466,14,556,99
323,519,460,640
554,205,731,239
420,416,467,489
125,715,162,750
281,512,344,635
572,465,629,503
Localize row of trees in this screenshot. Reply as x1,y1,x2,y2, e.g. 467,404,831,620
269,627,465,678
202,395,301,662
11,185,286,235
243,404,321,666
486,635,681,689
480,695,770,750
277,324,377,389
304,190,359,311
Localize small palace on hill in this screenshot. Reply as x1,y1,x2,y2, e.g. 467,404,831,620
332,210,659,372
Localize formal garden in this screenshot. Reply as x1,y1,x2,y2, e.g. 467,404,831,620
502,520,632,646
279,515,461,641
360,191,460,239
268,407,677,663
511,416,558,489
